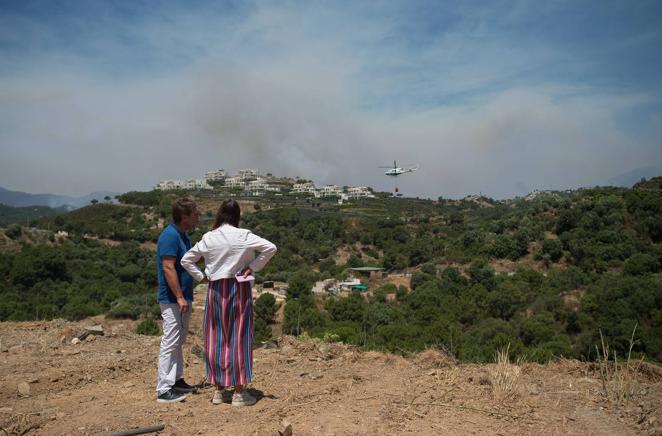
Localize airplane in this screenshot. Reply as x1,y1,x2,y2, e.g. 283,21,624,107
380,160,419,176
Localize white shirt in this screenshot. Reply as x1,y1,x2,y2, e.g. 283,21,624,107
181,224,277,282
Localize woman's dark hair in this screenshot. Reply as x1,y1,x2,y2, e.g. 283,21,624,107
213,198,241,229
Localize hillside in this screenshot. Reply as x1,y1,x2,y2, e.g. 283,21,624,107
0,203,67,226
1,182,661,367
1,287,661,435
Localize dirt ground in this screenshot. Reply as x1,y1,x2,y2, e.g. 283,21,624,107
1,292,661,435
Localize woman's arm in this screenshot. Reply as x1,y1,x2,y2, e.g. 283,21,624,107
181,241,207,282
246,233,277,272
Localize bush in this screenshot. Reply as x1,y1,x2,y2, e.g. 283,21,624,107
542,239,563,262
5,224,22,239
255,293,278,324
107,294,159,319
254,317,272,342
136,318,161,336
623,253,659,276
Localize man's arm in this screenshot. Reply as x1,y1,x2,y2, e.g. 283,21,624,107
162,256,189,313
181,241,207,282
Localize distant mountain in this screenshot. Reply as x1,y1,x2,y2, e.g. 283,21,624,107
607,166,662,188
0,186,119,209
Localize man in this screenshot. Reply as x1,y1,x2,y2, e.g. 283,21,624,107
155,197,201,403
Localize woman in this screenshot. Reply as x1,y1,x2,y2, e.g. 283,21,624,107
181,199,277,406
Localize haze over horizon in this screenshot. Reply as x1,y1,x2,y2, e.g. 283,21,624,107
1,1,661,199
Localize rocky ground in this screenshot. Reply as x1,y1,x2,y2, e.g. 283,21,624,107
1,304,661,435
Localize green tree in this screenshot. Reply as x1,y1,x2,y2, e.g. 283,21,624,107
542,238,563,262
255,293,278,324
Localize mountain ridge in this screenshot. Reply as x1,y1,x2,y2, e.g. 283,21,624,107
0,186,118,209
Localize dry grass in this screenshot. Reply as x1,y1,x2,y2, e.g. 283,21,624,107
414,348,457,369
596,325,643,407
489,344,522,401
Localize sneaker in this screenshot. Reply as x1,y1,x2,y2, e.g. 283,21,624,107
232,390,257,407
157,388,186,403
173,378,196,393
212,389,223,405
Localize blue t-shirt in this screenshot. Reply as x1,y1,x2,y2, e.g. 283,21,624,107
156,224,194,303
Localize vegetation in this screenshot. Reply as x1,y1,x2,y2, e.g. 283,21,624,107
136,318,161,336
0,178,660,364
0,203,67,226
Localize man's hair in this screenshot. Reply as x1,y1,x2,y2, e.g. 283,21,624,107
172,197,197,224
213,198,241,229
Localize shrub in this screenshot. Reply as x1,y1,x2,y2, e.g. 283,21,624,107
255,293,278,324
136,318,161,336
623,253,659,276
254,317,272,342
5,224,22,240
542,238,563,262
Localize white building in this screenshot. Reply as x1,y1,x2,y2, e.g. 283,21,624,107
184,179,213,190
156,180,184,190
346,186,375,199
247,178,268,190
316,185,343,198
224,176,246,188
237,169,258,180
292,182,316,195
205,169,228,181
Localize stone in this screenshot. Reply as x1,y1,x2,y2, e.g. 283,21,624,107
85,334,96,342
18,382,30,396
309,373,323,380
279,419,293,436
527,384,542,395
71,338,81,345
85,325,104,335
60,327,76,338
191,344,204,358
27,377,39,384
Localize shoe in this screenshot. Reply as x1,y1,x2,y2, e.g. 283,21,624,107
212,389,223,405
232,390,257,407
157,388,186,403
173,378,196,393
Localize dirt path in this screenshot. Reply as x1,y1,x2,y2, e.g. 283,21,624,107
1,312,660,435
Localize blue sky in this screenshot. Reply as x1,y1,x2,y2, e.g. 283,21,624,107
1,0,661,198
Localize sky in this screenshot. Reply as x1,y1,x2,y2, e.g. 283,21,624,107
1,0,661,199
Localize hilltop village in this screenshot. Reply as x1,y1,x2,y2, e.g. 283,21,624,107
155,168,375,203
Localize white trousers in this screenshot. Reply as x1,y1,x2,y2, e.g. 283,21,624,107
156,303,191,395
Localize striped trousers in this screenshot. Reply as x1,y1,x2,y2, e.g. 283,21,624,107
203,278,254,387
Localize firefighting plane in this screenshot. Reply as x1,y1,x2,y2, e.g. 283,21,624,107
380,161,420,176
